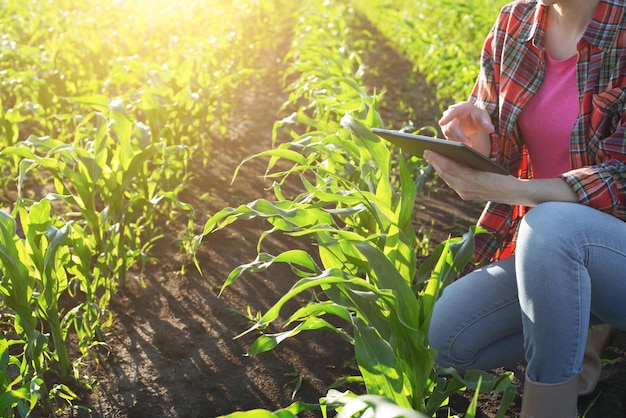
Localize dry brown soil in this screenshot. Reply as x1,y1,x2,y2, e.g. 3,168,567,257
49,13,626,418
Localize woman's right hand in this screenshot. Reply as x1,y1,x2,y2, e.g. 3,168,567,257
439,101,494,157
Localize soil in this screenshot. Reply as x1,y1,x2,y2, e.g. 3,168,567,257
47,12,626,418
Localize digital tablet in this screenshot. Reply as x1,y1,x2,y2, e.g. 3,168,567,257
371,128,508,175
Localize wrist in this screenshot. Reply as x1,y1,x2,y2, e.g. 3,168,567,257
511,177,578,207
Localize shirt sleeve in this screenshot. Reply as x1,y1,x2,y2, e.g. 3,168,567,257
562,84,626,220
562,157,626,220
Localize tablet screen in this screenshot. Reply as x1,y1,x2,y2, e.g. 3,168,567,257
371,128,508,175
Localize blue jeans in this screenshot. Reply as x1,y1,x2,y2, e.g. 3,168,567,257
428,202,626,383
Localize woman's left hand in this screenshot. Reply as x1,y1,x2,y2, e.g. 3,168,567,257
423,150,579,206
423,150,506,202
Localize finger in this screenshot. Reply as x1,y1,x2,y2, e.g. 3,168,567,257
424,152,459,194
439,102,471,126
441,119,472,145
440,102,495,135
424,150,451,174
424,152,474,198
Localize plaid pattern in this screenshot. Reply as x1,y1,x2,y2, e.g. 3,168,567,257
467,0,626,269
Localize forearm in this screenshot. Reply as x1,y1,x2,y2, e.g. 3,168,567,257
425,150,580,206
492,176,579,207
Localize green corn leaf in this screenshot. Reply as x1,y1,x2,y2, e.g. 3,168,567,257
285,301,353,328
43,223,70,274
233,149,308,181
78,155,103,184
221,410,293,418
322,76,362,94
200,199,333,239
120,145,159,188
20,200,52,274
65,94,111,113
365,96,385,129
220,250,322,295
354,241,420,328
247,316,344,355
0,387,32,415
273,250,323,275
340,114,390,179
395,150,419,234
329,393,428,418
324,284,393,336
77,112,108,163
417,240,451,335
465,376,482,418
352,317,412,409
0,213,34,321
0,145,38,161
381,222,415,282
430,368,516,417
374,164,393,206
246,269,393,336
0,340,8,374
323,130,361,159
23,135,68,153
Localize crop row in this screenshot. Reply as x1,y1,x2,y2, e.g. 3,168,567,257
351,0,505,106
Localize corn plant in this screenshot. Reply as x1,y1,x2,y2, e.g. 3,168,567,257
0,200,84,416
200,111,515,416
221,390,430,418
0,0,294,161
0,103,195,417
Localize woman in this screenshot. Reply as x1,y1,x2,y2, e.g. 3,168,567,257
425,0,626,416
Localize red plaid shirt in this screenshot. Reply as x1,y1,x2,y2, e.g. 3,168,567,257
468,0,626,269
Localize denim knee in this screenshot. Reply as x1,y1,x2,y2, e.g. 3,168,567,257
428,306,462,369
518,202,578,252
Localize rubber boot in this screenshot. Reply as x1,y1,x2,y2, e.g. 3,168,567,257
578,324,615,396
520,372,579,418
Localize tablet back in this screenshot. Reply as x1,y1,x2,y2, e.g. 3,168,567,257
371,128,508,175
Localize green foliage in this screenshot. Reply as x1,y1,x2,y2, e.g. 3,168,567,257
0,0,292,151
0,201,80,414
0,335,39,418
3,104,192,289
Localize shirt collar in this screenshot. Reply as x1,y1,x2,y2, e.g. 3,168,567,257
519,0,625,51
584,0,625,51
518,2,547,47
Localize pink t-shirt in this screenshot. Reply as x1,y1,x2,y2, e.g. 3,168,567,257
517,51,578,179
